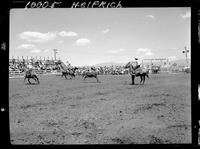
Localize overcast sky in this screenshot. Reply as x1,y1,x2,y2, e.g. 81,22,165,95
10,8,190,66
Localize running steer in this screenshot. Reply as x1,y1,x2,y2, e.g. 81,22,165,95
82,71,101,83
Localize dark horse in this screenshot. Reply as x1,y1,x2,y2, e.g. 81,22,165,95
61,67,78,79
23,69,40,84
124,62,149,85
82,71,101,83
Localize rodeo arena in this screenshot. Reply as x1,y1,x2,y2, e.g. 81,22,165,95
9,51,191,144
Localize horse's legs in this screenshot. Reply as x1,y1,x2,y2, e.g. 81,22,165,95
72,74,75,79
83,76,87,80
32,77,37,83
131,75,135,85
95,76,100,83
143,75,146,84
64,74,67,79
33,75,40,84
69,74,72,79
37,77,40,84
28,78,31,84
140,76,143,84
24,77,26,82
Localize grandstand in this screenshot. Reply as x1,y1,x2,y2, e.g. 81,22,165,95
9,56,62,78
9,56,190,78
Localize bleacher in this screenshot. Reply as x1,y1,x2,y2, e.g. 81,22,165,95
9,57,61,78
9,70,24,78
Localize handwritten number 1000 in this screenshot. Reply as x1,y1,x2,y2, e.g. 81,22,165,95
25,1,60,8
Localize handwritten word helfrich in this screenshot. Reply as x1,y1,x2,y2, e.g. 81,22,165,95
71,1,122,8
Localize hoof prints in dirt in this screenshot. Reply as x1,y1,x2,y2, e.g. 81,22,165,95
20,102,48,110
72,119,102,142
148,135,166,144
94,91,109,96
167,124,190,130
19,97,70,110
75,119,97,130
103,135,172,144
133,102,166,114
111,137,133,144
103,136,164,144
146,93,178,99
11,131,67,144
10,74,191,144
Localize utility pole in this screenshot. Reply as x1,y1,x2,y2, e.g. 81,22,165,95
53,49,58,61
182,46,189,66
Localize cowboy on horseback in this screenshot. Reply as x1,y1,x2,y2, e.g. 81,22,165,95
128,58,141,74
125,58,149,85
133,58,140,69
27,64,35,75
24,64,40,84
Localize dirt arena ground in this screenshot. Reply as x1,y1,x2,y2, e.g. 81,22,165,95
9,73,191,144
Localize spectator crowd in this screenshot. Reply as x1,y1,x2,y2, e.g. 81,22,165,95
9,57,129,75
75,65,128,75
9,58,60,72
9,57,189,77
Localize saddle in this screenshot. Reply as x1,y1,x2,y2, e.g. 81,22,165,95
26,69,36,76
131,65,147,75
130,65,140,74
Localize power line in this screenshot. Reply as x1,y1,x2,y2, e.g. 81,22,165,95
182,46,189,66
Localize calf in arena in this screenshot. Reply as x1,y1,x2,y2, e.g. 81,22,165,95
82,71,101,83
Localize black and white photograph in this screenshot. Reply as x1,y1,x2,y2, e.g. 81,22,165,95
8,7,191,144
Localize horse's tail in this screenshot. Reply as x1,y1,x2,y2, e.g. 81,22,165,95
33,74,40,84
